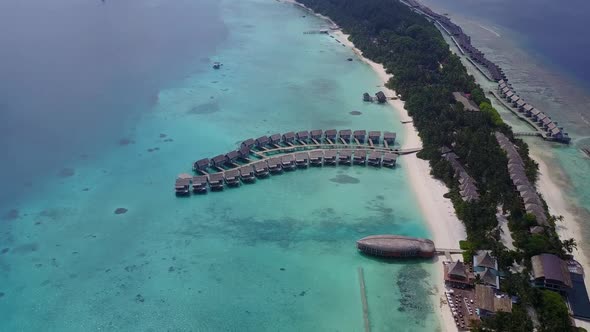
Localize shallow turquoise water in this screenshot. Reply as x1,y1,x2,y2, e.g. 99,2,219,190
0,0,440,330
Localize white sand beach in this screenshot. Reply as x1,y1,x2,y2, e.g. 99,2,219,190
282,1,467,330
533,149,590,329
332,27,466,332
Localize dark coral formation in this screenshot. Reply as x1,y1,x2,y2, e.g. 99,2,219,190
57,168,75,178
329,174,360,184
114,208,128,215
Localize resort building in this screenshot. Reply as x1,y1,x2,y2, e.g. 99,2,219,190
473,251,500,289
531,253,573,294
452,92,480,112
356,235,435,258
375,91,387,103
475,284,512,318
443,152,479,202
445,260,474,288
496,132,548,225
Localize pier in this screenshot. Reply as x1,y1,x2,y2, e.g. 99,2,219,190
176,130,422,195
358,267,371,332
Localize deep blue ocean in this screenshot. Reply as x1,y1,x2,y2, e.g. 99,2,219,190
0,0,226,205
423,0,590,89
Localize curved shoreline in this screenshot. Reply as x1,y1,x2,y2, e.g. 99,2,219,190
281,1,466,330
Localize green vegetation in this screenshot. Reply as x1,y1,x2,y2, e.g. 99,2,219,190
535,290,575,332
297,0,572,330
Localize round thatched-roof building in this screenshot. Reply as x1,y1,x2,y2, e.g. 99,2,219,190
356,235,435,258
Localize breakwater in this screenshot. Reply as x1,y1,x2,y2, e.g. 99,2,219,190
402,0,571,144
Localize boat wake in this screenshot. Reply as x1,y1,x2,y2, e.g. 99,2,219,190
477,24,501,37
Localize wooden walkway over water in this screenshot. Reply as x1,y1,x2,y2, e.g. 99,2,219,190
175,129,422,195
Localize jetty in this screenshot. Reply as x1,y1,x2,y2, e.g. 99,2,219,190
176,129,422,195
402,0,572,144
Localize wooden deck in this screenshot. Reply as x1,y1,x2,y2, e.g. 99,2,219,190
176,130,422,195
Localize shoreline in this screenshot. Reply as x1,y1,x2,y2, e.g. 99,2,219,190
332,30,465,332
531,146,590,329
282,1,466,330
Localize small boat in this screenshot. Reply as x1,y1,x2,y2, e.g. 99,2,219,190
213,62,222,69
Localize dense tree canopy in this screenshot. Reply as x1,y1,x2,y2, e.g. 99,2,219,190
298,0,572,329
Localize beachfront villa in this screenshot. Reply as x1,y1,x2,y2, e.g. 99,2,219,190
442,150,480,202
496,132,548,225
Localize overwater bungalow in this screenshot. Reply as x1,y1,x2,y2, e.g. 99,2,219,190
254,161,269,177
353,149,367,165
295,152,309,167
368,151,381,166
516,100,525,109
375,91,387,103
225,150,240,164
239,165,255,183
269,133,282,146
523,104,534,113
353,130,367,143
546,122,557,132
356,235,435,258
510,94,520,106
281,154,296,170
267,157,282,173
175,178,191,196
325,129,337,142
530,109,541,120
241,138,255,149
193,158,210,172
310,129,323,141
383,132,397,145
208,173,224,190
211,155,227,168
238,146,251,159
542,117,554,129
224,169,240,186
368,131,381,144
324,150,337,165
536,113,548,123
338,150,352,165
309,150,324,166
192,175,208,193
255,135,270,148
282,131,296,144
550,127,564,139
339,129,352,143
296,130,310,143
382,153,397,167
505,91,515,100
500,86,511,96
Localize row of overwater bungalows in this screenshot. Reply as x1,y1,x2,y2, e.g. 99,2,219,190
498,81,570,143
495,132,548,226
176,129,398,195
191,130,396,174
408,1,505,81
176,150,398,195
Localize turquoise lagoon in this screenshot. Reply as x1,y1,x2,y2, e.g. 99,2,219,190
0,0,440,330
